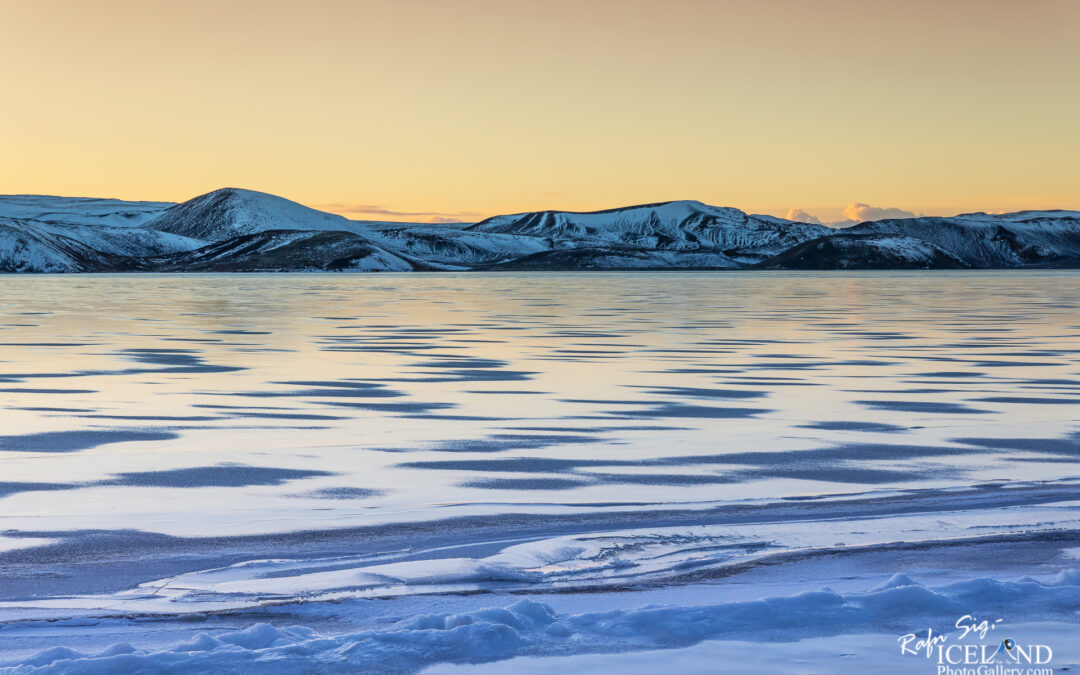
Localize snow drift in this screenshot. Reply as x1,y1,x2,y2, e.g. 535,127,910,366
6,572,1079,673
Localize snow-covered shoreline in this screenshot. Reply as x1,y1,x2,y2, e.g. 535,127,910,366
2,480,1079,671
5,563,1079,672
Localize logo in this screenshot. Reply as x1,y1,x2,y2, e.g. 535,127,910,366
898,615,1053,674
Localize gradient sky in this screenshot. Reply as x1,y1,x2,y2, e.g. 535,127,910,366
2,0,1078,223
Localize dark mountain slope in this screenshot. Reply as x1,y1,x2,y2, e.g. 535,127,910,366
150,230,416,272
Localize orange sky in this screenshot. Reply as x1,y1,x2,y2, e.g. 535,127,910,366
1,0,1077,223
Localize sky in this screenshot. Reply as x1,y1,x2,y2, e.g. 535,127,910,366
1,0,1078,224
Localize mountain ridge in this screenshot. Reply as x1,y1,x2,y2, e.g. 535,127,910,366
2,188,1079,272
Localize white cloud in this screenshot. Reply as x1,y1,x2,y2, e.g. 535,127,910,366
839,202,920,222
784,208,824,225
785,203,924,228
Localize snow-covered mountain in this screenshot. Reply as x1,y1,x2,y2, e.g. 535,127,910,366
1,190,1079,272
0,194,198,271
762,210,1080,269
142,188,357,241
760,234,966,270
0,218,112,272
0,216,204,272
0,190,426,272
468,200,830,264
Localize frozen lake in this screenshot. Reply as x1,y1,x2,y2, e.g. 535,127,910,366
2,271,1079,672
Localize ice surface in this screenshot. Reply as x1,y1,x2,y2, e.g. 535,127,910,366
1,272,1079,671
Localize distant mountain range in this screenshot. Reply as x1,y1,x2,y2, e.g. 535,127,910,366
1,188,1079,272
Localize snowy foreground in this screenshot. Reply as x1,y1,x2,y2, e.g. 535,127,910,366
5,573,1080,672
1,272,1079,672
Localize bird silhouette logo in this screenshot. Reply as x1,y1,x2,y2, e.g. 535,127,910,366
988,637,1016,661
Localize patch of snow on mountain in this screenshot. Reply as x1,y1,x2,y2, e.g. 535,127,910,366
365,224,549,265
152,230,416,272
30,221,205,257
0,195,173,227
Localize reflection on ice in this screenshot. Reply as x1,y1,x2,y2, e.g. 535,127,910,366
0,429,178,452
